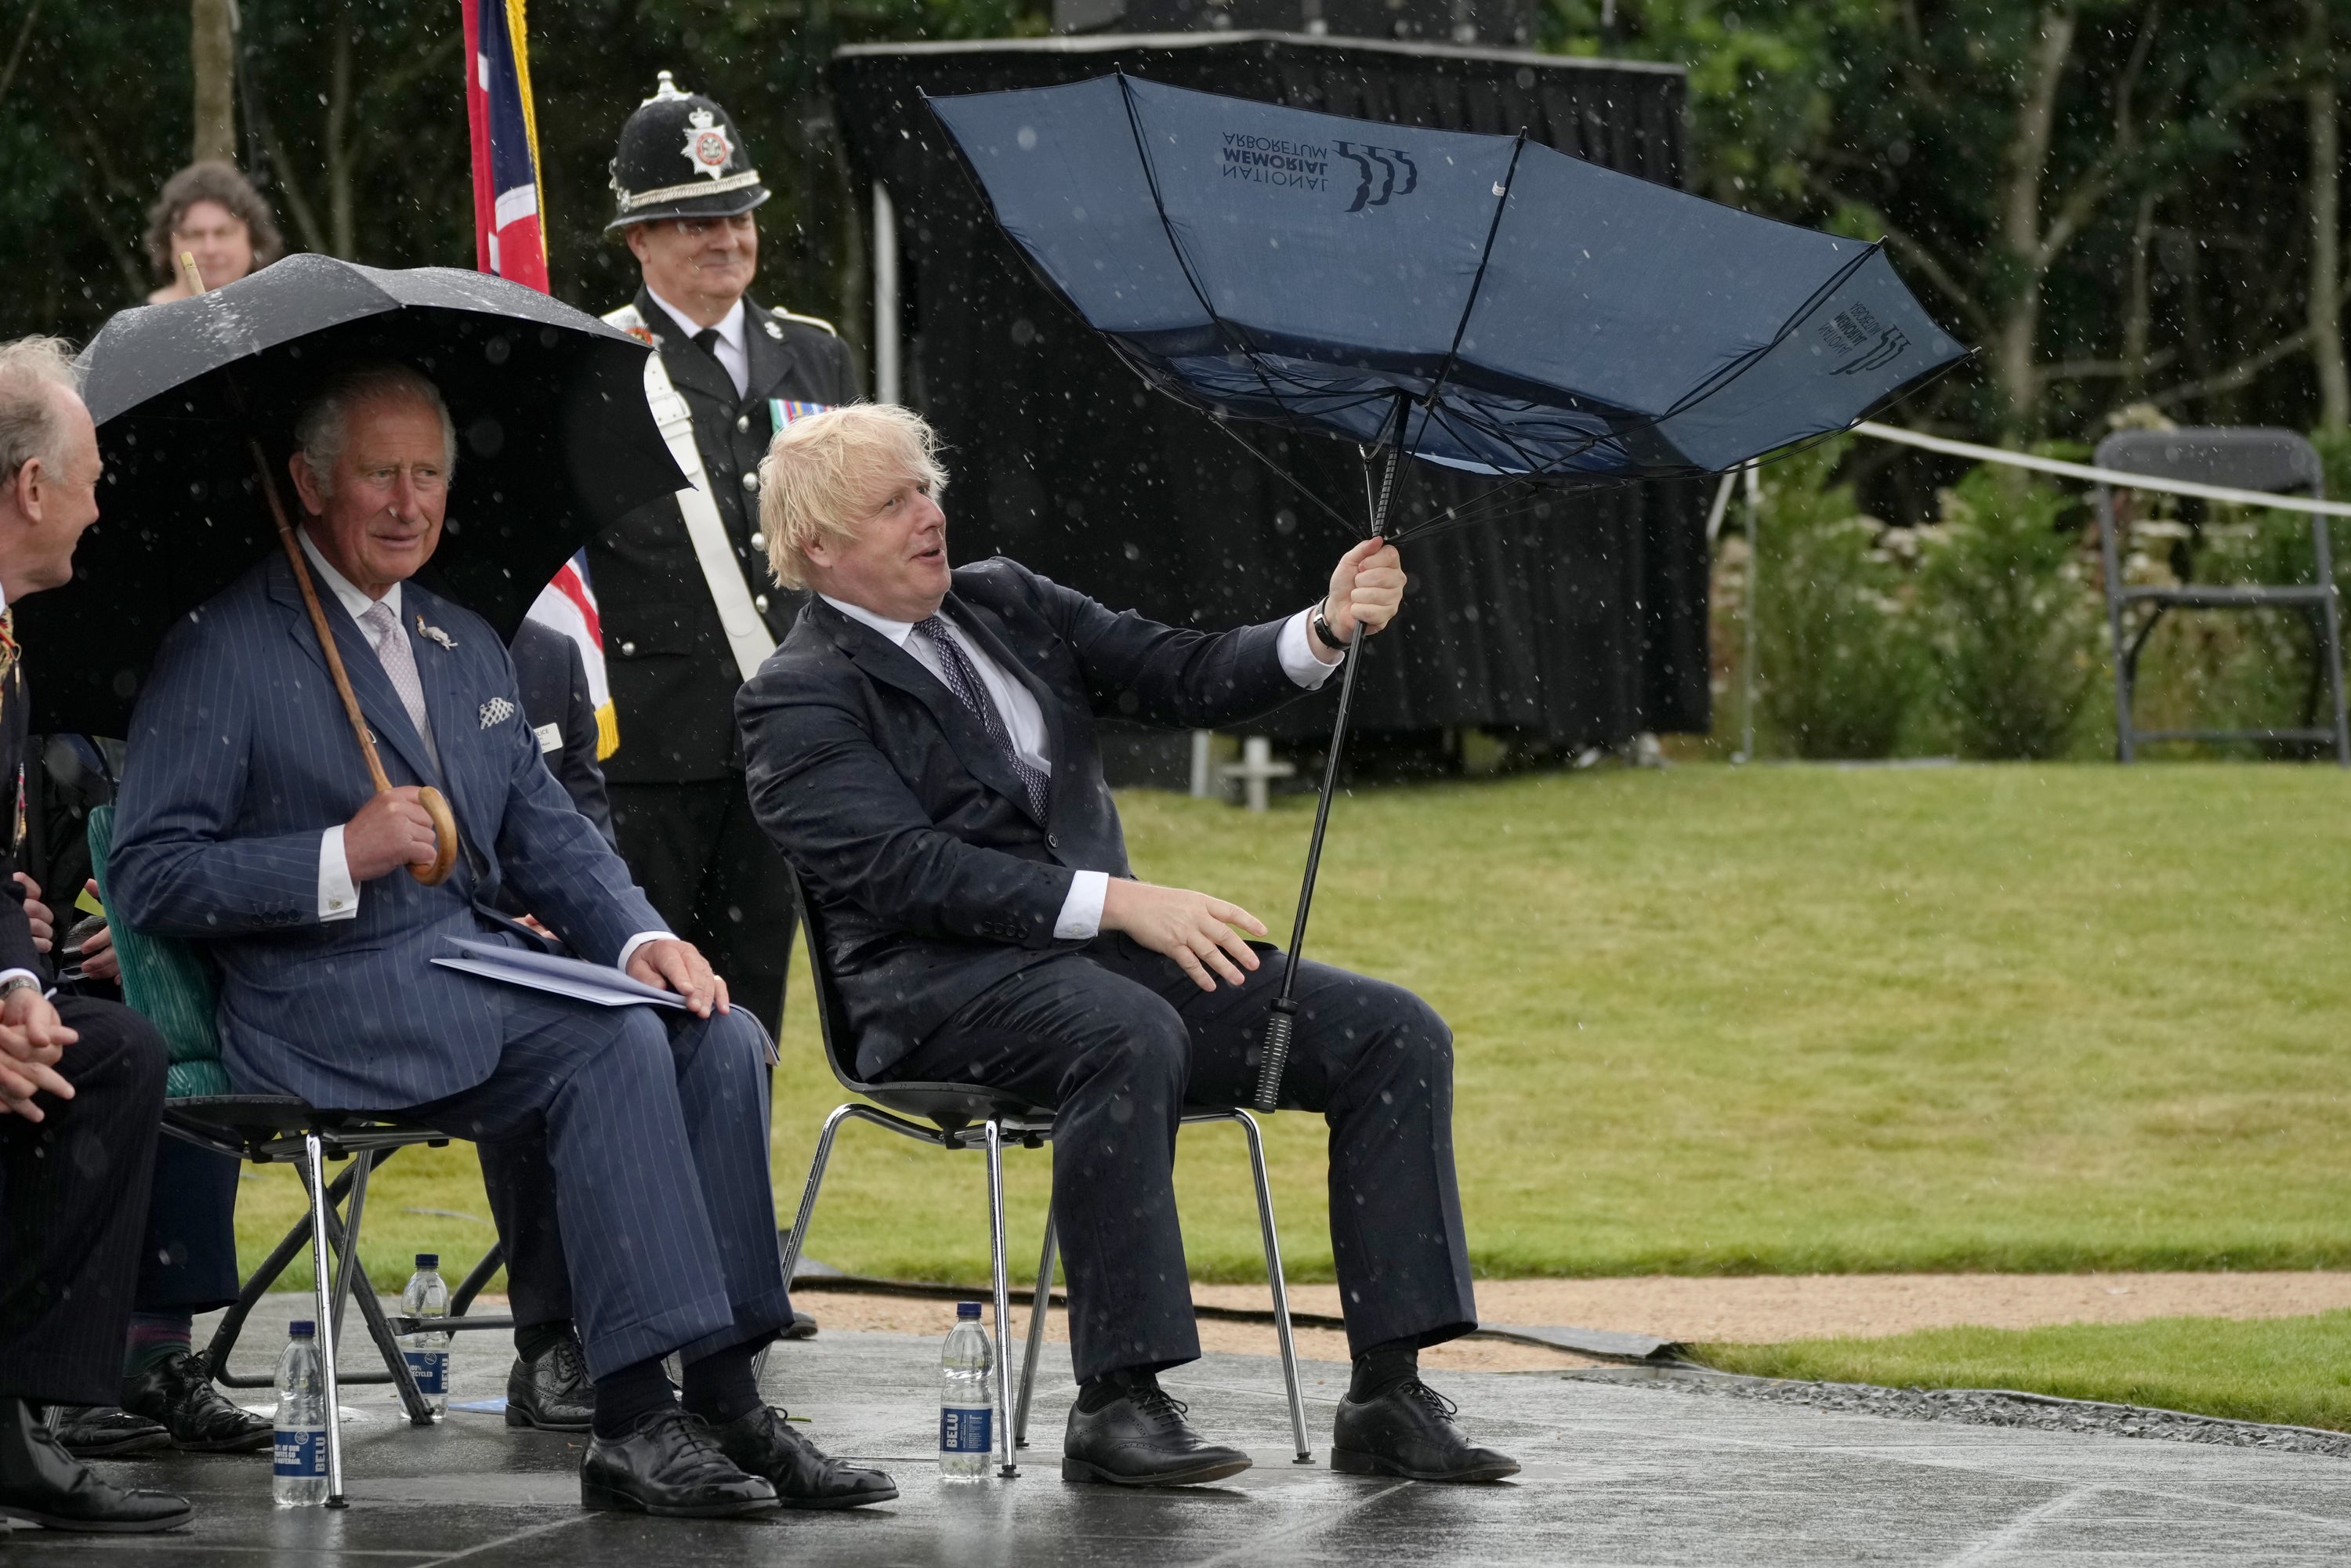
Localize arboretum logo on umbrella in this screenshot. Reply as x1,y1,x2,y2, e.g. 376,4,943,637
1817,300,1911,375
1220,131,1331,193
1332,142,1420,214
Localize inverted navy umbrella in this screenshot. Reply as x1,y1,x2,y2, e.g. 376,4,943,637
929,74,1969,1106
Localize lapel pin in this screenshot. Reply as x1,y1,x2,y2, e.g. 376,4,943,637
763,318,784,339
416,616,458,650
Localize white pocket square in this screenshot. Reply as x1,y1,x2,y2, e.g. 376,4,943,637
480,697,516,729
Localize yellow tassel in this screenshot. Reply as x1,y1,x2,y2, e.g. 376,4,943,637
594,702,621,761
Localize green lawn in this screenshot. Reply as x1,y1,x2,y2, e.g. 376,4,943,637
1696,1312,2351,1432
237,762,2351,1295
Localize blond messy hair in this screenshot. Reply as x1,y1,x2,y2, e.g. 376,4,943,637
759,404,948,591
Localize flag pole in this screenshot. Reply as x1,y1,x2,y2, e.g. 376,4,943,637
1252,393,1408,1113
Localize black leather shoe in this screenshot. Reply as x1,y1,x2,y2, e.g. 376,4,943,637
505,1334,594,1432
121,1350,273,1454
1331,1379,1520,1483
0,1399,192,1533
707,1405,896,1509
1062,1380,1252,1487
779,1310,818,1341
49,1406,171,1459
580,1410,779,1519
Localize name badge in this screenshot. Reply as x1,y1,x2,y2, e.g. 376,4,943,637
534,722,563,755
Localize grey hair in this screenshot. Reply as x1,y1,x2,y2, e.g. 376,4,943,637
292,363,458,498
0,336,83,486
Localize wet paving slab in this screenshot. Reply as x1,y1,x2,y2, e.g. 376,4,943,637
9,1291,2349,1566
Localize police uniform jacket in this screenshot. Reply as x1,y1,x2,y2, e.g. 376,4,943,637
589,286,860,784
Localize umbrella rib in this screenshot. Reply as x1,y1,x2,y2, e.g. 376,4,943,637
1204,417,1363,533
1114,73,1327,457
1422,132,1527,420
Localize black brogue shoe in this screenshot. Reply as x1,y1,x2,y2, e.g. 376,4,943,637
505,1333,594,1432
1331,1378,1520,1483
579,1409,779,1519
707,1405,897,1509
0,1398,192,1533
121,1351,273,1454
1062,1380,1252,1487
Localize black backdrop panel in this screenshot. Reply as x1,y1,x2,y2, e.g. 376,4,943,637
830,35,1707,750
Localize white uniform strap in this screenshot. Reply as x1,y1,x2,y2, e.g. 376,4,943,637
605,304,775,683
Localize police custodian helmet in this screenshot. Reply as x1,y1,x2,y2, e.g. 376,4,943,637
605,71,771,232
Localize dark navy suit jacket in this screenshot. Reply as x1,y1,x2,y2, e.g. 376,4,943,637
737,556,1302,1077
109,552,661,1110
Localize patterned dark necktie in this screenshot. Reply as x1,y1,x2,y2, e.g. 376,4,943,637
915,615,1052,821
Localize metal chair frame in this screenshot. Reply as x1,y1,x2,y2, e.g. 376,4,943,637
777,870,1311,1478
2095,426,2351,765
161,1098,511,1509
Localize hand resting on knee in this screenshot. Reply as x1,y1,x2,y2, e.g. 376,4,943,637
1100,879,1266,991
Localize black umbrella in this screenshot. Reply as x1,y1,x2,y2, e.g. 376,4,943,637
29,254,683,740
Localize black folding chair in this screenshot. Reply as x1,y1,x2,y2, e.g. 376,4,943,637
776,867,1311,1478
2095,427,2351,764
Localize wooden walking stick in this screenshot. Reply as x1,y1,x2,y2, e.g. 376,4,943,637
181,252,460,885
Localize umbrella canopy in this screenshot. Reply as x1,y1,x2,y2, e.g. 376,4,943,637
27,255,683,736
928,73,1965,484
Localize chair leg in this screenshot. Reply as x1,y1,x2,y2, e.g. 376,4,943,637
451,1241,505,1319
328,1151,373,1350
777,1104,857,1287
1233,1110,1312,1463
984,1119,1017,1479
302,1135,349,1509
205,1158,364,1386
1014,1208,1057,1450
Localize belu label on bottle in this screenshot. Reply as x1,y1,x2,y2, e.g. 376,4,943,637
274,1425,327,1478
404,1348,448,1395
940,1405,993,1453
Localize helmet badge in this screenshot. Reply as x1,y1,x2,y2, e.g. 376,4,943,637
683,107,734,181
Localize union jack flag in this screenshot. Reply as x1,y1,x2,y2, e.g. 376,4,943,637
461,0,548,291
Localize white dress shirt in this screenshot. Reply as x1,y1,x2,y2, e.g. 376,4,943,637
646,287,749,399
299,533,670,971
822,594,1342,940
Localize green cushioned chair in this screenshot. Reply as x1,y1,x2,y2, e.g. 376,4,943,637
85,805,509,1503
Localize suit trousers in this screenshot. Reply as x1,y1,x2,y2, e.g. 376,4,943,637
886,936,1478,1385
134,1136,241,1314
409,986,788,1382
610,779,799,1040
0,997,168,1405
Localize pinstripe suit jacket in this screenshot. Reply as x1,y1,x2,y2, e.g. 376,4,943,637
108,552,661,1110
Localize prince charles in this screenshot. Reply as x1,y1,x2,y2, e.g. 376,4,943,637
107,363,892,1519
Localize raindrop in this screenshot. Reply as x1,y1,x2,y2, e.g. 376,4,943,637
484,335,513,366
467,416,505,458
1017,125,1038,151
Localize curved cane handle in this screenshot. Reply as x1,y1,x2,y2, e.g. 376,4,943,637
411,786,460,886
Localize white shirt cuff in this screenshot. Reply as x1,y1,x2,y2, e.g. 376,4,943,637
615,930,676,973
0,968,42,996
1280,607,1342,688
318,827,359,923
1054,871,1109,941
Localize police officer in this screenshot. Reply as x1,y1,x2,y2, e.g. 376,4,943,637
594,73,858,1041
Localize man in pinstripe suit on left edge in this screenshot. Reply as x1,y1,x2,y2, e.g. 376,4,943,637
107,363,893,1520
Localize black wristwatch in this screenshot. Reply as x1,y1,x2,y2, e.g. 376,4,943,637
1311,603,1350,652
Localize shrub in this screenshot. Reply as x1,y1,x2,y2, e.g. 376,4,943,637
1752,440,1922,759
1917,464,2101,759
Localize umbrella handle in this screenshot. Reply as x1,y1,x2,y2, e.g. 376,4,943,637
248,440,460,887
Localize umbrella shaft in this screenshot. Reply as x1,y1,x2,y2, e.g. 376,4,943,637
1274,613,1366,1003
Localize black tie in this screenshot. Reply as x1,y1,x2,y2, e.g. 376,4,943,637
915,616,1052,823
692,328,723,362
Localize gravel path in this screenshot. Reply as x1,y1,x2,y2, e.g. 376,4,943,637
1610,1367,2351,1458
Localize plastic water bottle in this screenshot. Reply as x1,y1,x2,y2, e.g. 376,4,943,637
399,1253,451,1418
939,1302,994,1479
273,1320,329,1508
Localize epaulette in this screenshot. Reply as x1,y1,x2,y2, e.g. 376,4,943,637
770,305,838,338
